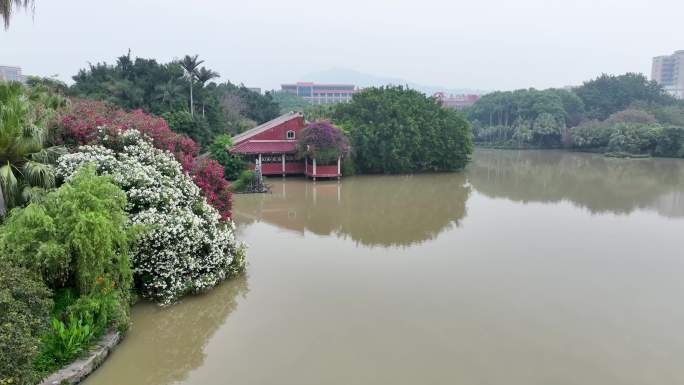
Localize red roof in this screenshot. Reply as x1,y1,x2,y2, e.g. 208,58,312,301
230,140,297,154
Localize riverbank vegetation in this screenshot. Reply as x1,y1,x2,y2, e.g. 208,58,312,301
468,73,684,158
334,86,472,173
1,78,245,384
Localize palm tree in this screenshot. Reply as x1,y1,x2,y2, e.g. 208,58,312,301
1,0,33,29
154,79,185,110
178,55,204,117
0,82,61,215
195,67,220,118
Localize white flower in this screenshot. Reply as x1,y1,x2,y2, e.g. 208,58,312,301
57,129,245,304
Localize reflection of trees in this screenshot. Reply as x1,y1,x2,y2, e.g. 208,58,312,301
233,174,471,247
468,149,684,217
84,275,249,385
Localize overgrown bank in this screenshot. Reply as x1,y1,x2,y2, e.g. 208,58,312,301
0,80,245,384
467,73,684,158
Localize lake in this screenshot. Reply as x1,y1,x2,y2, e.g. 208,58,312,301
83,149,684,385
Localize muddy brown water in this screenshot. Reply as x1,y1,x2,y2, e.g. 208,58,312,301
83,150,684,385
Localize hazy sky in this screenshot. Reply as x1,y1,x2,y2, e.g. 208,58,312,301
1,0,682,91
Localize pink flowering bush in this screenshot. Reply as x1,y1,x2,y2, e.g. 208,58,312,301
192,158,233,221
296,120,350,164
57,100,232,219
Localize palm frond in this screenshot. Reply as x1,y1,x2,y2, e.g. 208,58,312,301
1,0,34,29
0,162,19,208
23,160,55,189
21,184,47,204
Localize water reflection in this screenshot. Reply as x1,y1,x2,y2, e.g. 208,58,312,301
468,149,684,217
233,174,471,247
82,275,249,385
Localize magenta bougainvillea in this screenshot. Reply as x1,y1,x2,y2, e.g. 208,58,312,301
58,100,232,219
296,121,350,164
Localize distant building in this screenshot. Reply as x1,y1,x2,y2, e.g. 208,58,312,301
247,87,262,94
652,50,684,99
433,92,480,109
281,82,356,105
0,65,26,83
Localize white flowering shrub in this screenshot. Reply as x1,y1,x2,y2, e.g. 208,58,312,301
57,130,246,304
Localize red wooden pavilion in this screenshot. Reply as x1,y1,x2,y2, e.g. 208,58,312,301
229,112,341,180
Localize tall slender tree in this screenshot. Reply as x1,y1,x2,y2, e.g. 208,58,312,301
179,54,204,117
1,0,32,29
196,67,220,118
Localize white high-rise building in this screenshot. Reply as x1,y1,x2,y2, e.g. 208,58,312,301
0,65,25,83
652,51,684,99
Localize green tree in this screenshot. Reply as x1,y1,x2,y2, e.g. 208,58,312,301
1,165,133,295
575,73,675,120
272,91,310,114
334,86,472,173
208,134,247,180
196,67,220,118
532,113,564,147
179,54,204,117
0,82,62,215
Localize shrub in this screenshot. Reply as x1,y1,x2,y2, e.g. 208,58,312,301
57,100,232,218
38,314,94,368
569,120,613,149
0,266,52,385
654,126,684,158
1,165,133,295
209,134,247,180
192,158,233,221
606,123,660,155
57,129,245,304
229,170,260,193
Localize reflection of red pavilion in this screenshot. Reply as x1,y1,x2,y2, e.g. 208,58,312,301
229,112,341,180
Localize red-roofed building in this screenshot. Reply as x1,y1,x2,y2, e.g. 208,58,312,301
230,112,341,180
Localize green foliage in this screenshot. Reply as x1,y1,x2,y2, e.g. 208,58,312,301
0,81,63,214
209,134,246,180
229,170,260,192
468,88,567,130
334,86,472,173
37,314,94,368
212,83,280,125
574,73,675,120
0,265,52,385
1,165,133,295
271,91,310,114
303,104,336,122
68,51,279,145
654,126,684,157
161,110,216,148
605,123,661,156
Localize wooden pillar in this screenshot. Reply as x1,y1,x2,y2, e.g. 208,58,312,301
305,156,308,177
282,154,286,177
337,156,341,178
313,157,317,176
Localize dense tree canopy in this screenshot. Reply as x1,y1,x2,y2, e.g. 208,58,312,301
574,73,675,120
271,91,310,114
334,86,472,173
467,72,684,157
68,52,280,146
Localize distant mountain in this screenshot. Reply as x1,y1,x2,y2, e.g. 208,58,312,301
300,68,486,96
